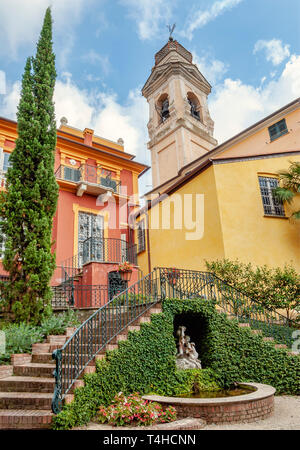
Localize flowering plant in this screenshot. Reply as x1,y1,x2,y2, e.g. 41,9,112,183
97,392,177,427
118,261,133,272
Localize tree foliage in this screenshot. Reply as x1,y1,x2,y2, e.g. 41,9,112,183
274,161,300,219
0,8,58,324
205,259,300,321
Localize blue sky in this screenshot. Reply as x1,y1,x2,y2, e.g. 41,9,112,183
0,0,299,194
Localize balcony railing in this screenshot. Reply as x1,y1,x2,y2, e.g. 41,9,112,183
82,237,137,266
55,164,121,195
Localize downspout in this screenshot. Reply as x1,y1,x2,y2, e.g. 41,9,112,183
145,210,151,274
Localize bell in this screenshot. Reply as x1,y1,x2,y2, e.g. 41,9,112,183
161,99,169,119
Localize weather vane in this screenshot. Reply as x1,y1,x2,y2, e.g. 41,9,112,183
167,23,176,41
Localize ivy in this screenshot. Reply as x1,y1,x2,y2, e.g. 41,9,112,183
52,298,300,430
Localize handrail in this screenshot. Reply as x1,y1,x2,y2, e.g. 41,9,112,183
51,268,160,413
59,238,137,283
51,266,298,414
55,164,121,194
82,237,137,266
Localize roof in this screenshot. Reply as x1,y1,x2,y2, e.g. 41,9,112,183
0,116,149,176
144,96,300,196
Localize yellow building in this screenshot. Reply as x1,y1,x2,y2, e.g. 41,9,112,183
136,39,300,275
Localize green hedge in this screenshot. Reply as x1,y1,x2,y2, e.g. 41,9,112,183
52,298,300,430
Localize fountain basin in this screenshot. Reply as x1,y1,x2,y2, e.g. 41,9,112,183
143,383,275,424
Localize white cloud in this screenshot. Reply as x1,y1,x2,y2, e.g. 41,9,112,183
120,0,173,41
182,0,243,40
0,72,151,195
82,50,111,77
192,52,228,85
0,0,96,65
0,81,21,119
209,54,300,143
0,71,6,95
254,39,290,66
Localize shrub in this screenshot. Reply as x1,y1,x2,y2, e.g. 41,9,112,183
206,259,300,321
52,298,300,430
0,310,80,364
0,322,43,364
40,310,80,337
97,392,176,427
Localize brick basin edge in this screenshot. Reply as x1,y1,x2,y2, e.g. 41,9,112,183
143,383,276,425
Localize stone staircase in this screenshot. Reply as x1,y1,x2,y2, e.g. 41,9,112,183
226,316,299,357
0,303,162,429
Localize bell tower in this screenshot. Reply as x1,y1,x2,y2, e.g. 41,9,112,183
142,38,218,189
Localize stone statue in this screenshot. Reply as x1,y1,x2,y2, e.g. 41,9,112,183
175,326,202,370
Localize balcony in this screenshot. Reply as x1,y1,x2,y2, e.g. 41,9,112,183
55,164,121,197
82,237,137,266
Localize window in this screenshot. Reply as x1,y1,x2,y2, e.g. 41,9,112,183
258,176,285,217
187,92,201,120
268,119,288,142
3,153,11,172
63,166,80,182
137,220,146,253
78,212,104,265
156,94,169,124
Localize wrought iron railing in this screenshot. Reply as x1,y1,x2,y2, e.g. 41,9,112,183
51,284,108,309
55,164,121,194
52,268,160,413
82,237,137,266
52,267,299,413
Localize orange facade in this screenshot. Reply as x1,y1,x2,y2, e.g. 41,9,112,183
0,117,148,308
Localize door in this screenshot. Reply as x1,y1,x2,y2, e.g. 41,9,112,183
78,212,104,266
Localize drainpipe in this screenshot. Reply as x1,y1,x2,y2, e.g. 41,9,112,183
145,210,151,274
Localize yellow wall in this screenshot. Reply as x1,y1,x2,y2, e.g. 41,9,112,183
137,155,300,275
137,165,225,274
213,155,300,270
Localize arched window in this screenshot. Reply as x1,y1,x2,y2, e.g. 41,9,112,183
187,92,201,121
156,93,170,123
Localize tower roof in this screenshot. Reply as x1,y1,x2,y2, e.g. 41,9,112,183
154,39,193,66
142,39,211,97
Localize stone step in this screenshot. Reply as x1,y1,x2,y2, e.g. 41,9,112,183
148,308,162,315
127,325,140,332
238,323,250,328
251,329,263,335
13,364,56,378
0,392,52,410
32,343,51,354
274,344,287,349
138,317,151,324
46,335,67,345
0,376,54,393
32,353,53,364
263,337,274,342
0,409,53,429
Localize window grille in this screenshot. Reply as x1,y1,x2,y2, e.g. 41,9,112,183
137,220,146,253
268,119,288,141
258,176,285,216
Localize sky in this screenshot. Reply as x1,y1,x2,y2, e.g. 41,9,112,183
0,0,299,196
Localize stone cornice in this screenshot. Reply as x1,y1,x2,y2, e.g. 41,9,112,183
142,62,211,98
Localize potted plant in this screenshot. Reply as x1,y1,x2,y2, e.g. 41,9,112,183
118,261,133,281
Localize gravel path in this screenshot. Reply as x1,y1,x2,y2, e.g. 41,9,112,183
203,396,300,430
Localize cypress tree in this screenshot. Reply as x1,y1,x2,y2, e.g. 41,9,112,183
0,8,59,324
